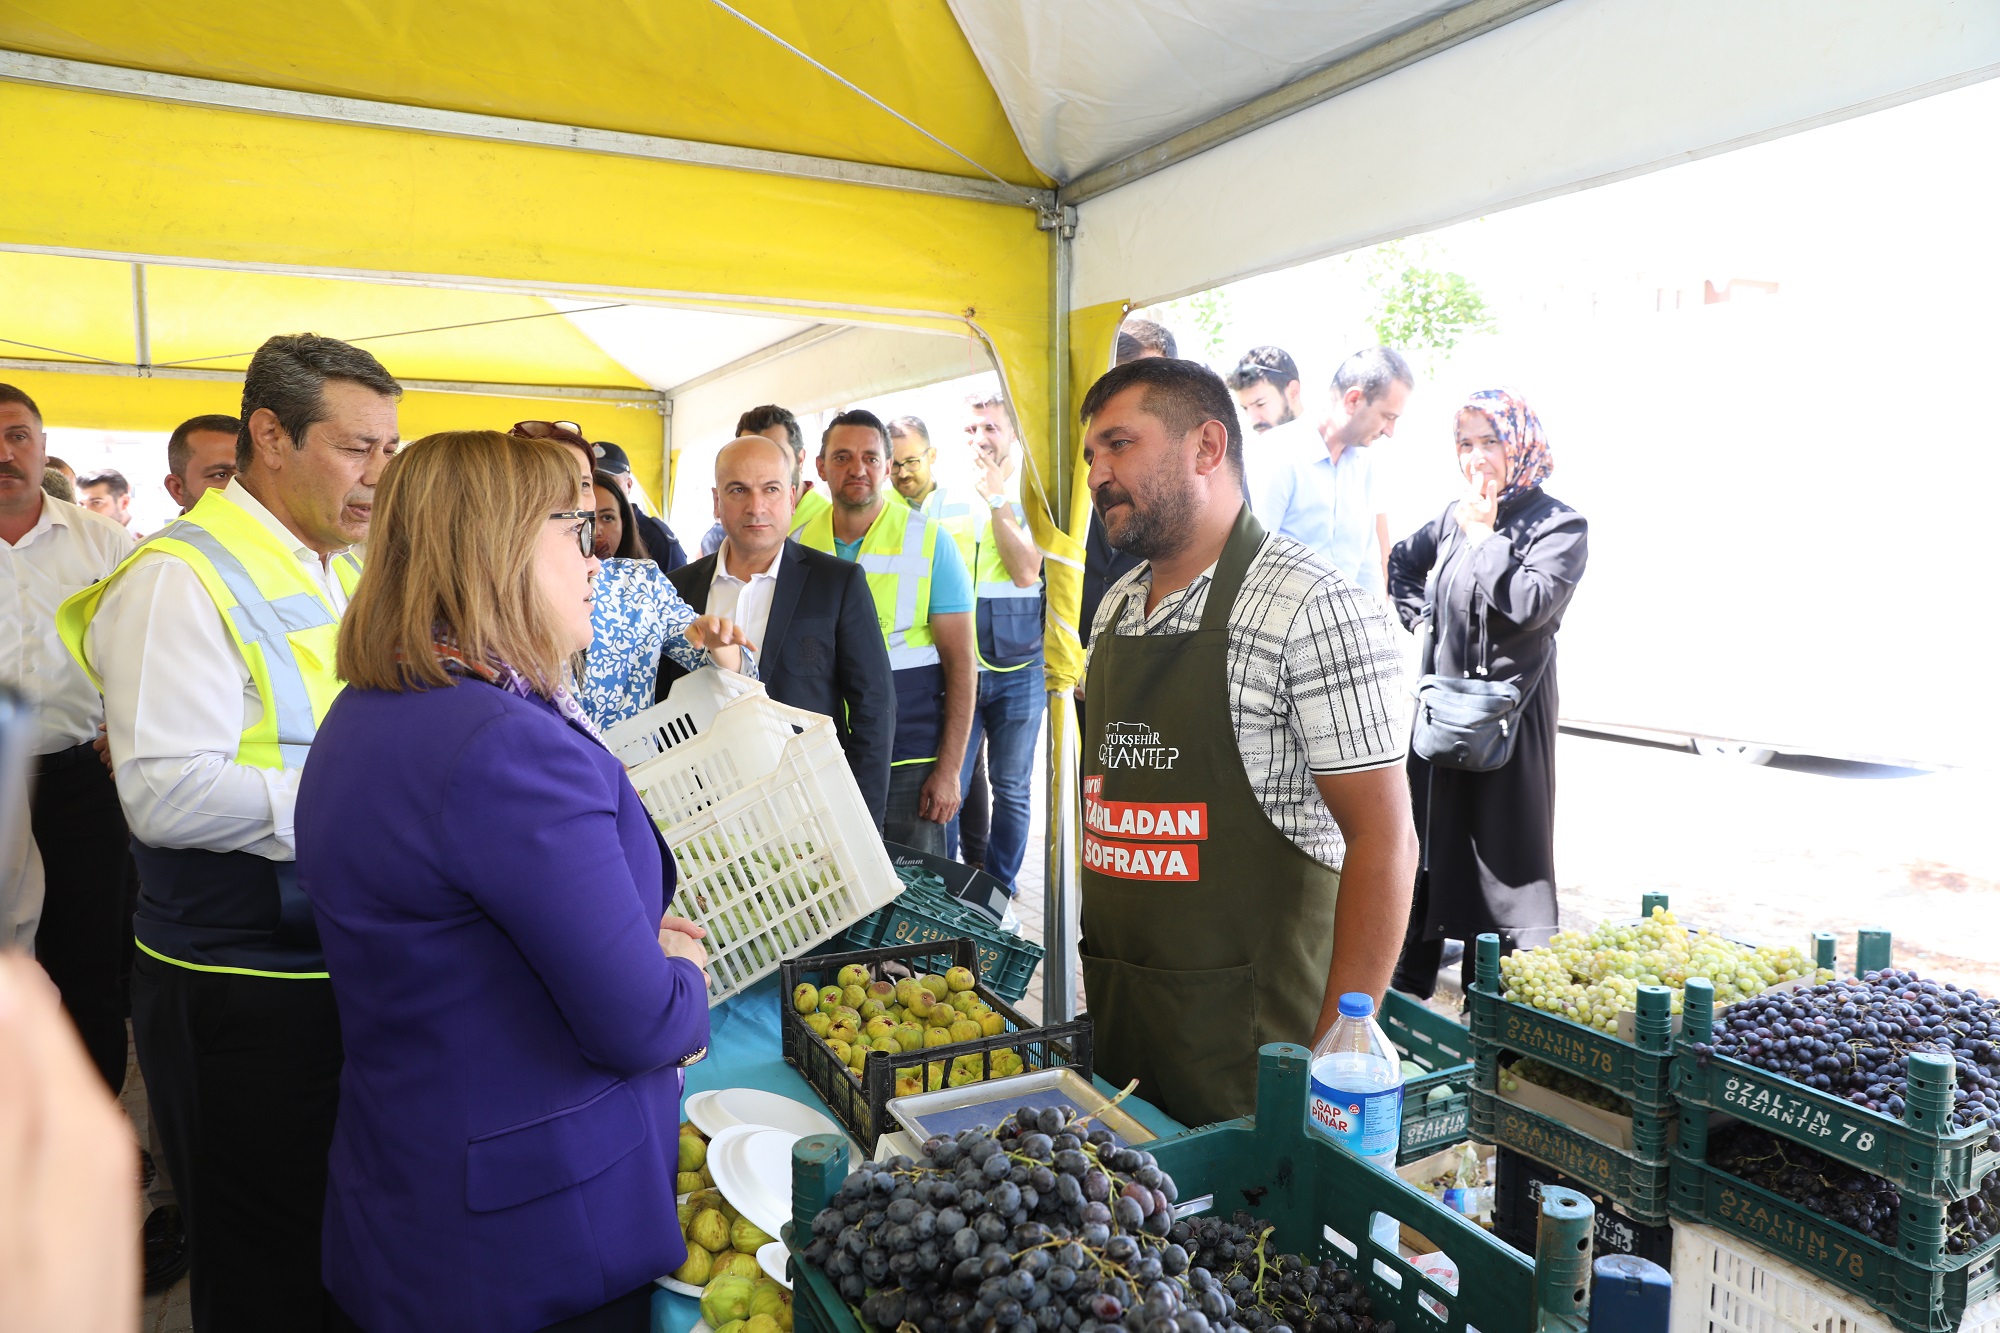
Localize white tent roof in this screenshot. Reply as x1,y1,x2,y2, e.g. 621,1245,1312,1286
949,0,1463,180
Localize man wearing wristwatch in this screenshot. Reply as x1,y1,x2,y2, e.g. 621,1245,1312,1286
948,393,1044,911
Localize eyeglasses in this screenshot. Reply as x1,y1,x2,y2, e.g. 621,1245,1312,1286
513,420,589,448
550,509,596,557
888,457,929,473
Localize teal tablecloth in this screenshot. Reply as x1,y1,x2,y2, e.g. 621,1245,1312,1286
652,976,1181,1332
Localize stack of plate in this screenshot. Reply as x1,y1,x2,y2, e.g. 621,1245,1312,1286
661,1089,843,1294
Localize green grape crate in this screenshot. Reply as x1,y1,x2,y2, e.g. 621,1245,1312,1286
1469,1086,1672,1225
783,1043,1596,1333
838,883,1043,1003
1677,978,2000,1202
1382,989,1474,1165
1468,929,1682,1114
1667,1148,2000,1333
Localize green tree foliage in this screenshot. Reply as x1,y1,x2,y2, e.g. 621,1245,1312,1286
1148,289,1234,360
1365,243,1494,353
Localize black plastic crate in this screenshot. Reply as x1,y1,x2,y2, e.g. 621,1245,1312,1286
1493,1145,1673,1270
777,936,1091,1153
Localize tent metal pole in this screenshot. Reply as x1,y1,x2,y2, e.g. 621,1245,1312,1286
0,52,1052,214
131,264,151,371
1039,204,1079,1026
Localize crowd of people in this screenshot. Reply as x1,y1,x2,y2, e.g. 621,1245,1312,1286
0,310,1586,1330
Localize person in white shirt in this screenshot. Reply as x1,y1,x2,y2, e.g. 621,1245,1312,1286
61,335,401,1330
1232,345,1407,601
164,414,242,514
655,435,896,826
1315,346,1417,596
0,384,135,1089
77,467,139,542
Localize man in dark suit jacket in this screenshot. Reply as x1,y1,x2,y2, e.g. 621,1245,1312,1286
656,436,893,827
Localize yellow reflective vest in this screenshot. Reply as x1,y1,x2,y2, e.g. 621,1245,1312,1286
796,500,942,673
59,487,361,771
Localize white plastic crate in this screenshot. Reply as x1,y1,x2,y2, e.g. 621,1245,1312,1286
1670,1221,2000,1333
618,682,899,1004
602,666,762,770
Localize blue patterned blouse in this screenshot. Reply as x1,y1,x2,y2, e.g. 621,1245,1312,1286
580,558,753,731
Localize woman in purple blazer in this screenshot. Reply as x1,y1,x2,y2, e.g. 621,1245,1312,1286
297,431,719,1332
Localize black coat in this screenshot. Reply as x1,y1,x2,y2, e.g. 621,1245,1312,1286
655,541,893,829
1387,487,1588,944
634,512,687,573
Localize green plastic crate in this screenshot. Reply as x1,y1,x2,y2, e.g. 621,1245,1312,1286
840,883,1042,1003
1381,989,1474,1164
784,1044,1597,1333
1470,1087,1672,1225
1469,931,1680,1113
1678,978,2000,1202
1668,1149,2000,1333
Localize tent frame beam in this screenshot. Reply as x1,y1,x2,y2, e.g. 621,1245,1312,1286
0,50,1053,213
0,355,666,407
1059,0,1561,206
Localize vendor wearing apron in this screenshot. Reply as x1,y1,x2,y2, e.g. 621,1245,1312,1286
1076,357,1420,1128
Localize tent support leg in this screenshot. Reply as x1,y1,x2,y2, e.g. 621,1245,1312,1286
1041,204,1080,1027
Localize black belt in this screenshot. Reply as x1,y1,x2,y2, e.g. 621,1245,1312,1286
35,741,102,775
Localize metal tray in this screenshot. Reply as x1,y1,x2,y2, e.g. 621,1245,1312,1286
886,1066,1155,1146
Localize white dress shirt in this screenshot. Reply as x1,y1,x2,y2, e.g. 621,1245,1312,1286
0,494,132,754
85,479,350,862
707,539,784,652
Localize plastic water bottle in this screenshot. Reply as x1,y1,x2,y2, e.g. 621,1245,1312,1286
1306,993,1405,1167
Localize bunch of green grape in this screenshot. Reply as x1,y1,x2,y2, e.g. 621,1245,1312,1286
1497,908,1826,1034
1500,1057,1634,1115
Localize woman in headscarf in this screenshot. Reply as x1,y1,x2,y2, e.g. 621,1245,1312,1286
1386,388,1589,999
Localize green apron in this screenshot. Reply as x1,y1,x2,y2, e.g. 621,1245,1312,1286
1080,507,1341,1127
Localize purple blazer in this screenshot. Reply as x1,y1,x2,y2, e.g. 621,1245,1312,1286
297,676,709,1332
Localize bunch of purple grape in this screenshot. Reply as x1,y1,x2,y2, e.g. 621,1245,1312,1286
1692,971,2000,1143
798,1104,1382,1333
1173,1212,1389,1333
1710,1123,2000,1254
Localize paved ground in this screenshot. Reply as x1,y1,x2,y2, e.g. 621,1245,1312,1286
122,1032,191,1331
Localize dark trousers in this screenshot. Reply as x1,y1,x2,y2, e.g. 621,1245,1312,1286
133,951,343,1332
30,745,138,1092
883,762,948,856
333,1283,654,1333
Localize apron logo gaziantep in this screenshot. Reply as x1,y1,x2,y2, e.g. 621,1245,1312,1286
1097,720,1179,770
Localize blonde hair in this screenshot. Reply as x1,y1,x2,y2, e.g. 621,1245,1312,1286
338,430,581,694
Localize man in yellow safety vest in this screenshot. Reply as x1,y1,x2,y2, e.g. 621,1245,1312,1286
795,409,975,855
59,333,401,1331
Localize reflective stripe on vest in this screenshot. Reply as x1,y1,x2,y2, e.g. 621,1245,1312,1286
797,501,941,672
58,489,356,772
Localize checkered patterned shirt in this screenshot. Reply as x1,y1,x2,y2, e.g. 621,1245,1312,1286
1084,531,1407,872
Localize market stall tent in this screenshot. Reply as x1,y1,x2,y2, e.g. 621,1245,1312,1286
2,0,1995,1017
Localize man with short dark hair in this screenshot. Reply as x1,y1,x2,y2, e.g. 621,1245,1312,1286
1074,357,1416,1126
1315,346,1415,597
657,436,895,825
1115,318,1177,364
888,415,941,510
165,414,241,514
60,332,401,1329
591,440,686,572
45,454,75,485
77,468,137,540
794,410,975,854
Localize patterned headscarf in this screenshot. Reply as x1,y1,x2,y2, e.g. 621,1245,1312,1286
1459,388,1553,500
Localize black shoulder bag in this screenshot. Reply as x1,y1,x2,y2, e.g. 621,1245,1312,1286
1410,537,1542,773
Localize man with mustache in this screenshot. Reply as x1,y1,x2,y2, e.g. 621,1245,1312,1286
59,334,401,1330
1074,357,1418,1128
0,383,135,1086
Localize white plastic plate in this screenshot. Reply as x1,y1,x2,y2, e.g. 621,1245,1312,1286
686,1087,841,1142
707,1124,799,1242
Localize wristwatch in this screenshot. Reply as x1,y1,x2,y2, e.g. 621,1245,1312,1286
987,492,1007,510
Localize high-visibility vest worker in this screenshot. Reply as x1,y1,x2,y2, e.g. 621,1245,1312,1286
58,486,361,976
787,483,831,534
795,500,951,766
945,503,1044,674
